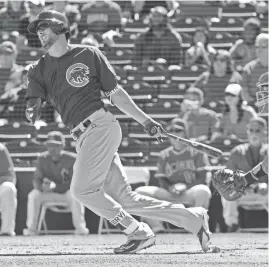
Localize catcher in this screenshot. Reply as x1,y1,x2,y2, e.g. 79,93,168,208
212,72,268,202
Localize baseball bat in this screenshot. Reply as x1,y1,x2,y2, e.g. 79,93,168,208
163,132,223,159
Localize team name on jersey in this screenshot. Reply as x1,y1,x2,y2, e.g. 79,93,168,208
165,159,196,178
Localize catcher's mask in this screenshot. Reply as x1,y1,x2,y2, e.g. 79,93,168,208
256,72,269,114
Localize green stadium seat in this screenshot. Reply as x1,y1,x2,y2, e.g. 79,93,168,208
0,121,37,142
157,83,186,100
118,137,150,159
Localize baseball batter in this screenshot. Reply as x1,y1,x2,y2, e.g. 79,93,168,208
25,10,211,254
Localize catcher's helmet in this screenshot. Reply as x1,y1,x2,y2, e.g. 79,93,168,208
27,10,70,37
256,72,269,114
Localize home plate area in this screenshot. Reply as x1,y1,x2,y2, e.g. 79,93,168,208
0,233,268,267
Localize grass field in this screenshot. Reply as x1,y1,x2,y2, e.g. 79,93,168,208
0,233,268,267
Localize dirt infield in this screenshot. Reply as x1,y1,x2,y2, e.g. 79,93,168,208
0,233,268,267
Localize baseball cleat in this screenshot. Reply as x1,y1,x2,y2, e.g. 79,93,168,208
114,222,156,254
197,210,211,252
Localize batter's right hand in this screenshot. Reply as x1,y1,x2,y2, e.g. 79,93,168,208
25,98,42,124
142,118,166,143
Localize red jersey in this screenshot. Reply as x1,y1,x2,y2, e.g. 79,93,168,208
25,45,119,129
155,146,210,186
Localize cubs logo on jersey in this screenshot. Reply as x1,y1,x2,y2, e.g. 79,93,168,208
66,63,90,87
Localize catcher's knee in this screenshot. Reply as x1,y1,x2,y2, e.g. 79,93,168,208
193,184,212,200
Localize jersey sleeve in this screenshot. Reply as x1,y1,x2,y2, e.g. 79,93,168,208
93,47,119,96
25,64,47,101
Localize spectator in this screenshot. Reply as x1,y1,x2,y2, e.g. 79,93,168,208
132,6,182,67
79,0,122,46
0,142,17,236
178,87,220,142
221,117,268,232
229,17,261,66
0,64,29,121
45,1,81,39
214,84,257,141
17,0,45,51
0,0,26,33
23,131,89,236
185,26,216,67
240,33,269,103
0,41,24,95
133,0,178,19
114,0,134,19
135,118,211,233
193,49,242,105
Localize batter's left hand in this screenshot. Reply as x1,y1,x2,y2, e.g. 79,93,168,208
25,98,42,124
142,118,166,143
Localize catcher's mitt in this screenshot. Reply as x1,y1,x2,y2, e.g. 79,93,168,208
212,169,247,201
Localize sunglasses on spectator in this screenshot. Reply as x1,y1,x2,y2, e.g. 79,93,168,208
225,92,237,97
248,128,261,133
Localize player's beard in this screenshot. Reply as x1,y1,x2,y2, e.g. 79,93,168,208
41,33,59,50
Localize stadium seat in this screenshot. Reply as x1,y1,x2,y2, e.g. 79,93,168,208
221,2,256,18
16,50,44,66
37,202,75,235
123,81,157,101
209,136,244,153
209,32,237,49
118,137,150,159
171,17,209,32
128,121,148,139
210,17,244,32
104,48,132,65
169,65,207,82
173,2,220,18
113,32,138,47
0,121,37,142
143,99,181,119
127,65,169,84
5,139,47,162
203,99,225,114
37,122,71,140
157,83,186,100
124,19,147,32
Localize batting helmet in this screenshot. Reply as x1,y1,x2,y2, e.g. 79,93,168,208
27,10,70,37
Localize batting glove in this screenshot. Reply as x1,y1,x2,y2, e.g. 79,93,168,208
25,98,42,124
142,118,166,143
